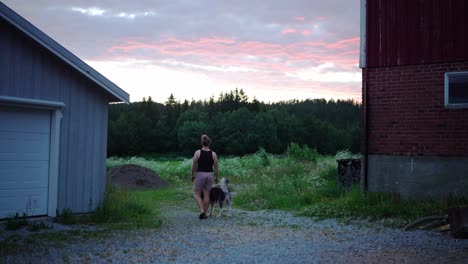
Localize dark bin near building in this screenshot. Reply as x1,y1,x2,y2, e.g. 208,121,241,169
448,206,468,239
337,158,361,191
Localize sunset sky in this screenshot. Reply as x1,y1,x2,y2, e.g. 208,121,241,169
3,0,361,103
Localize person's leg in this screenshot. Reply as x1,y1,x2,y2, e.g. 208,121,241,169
203,174,213,213
194,190,204,213
194,174,205,214
202,188,210,214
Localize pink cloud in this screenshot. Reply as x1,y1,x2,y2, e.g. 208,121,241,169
106,36,360,83
281,28,312,36
102,35,362,101
294,16,305,22
325,37,360,49
281,28,298,35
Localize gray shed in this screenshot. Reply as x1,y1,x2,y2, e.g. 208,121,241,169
0,3,129,218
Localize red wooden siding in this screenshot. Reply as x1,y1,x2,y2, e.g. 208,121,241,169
366,0,468,68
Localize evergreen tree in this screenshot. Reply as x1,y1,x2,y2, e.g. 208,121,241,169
107,89,361,156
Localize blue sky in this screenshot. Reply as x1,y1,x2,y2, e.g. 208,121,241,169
4,0,361,103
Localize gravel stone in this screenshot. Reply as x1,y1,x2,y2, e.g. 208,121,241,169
2,199,468,263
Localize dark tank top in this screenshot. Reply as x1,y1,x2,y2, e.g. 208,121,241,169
197,149,214,172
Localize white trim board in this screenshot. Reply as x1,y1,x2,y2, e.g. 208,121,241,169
359,0,367,68
0,96,65,109
48,109,62,217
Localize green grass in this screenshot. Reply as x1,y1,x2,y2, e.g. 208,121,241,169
88,185,192,230
2,149,461,257
0,186,187,256
0,235,23,255
89,185,169,229
106,150,466,224
234,155,334,211
299,187,446,221
4,213,28,230
26,222,52,232
232,151,458,223
107,150,278,185
56,208,76,225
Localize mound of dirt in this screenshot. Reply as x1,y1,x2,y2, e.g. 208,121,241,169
107,164,169,189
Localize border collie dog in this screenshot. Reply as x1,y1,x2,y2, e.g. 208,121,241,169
208,177,232,217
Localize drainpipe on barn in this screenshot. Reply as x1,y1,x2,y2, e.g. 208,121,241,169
361,73,368,195
359,0,368,195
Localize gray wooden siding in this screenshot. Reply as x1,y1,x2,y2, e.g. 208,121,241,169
0,18,110,213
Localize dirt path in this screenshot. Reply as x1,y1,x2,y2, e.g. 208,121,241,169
2,190,468,263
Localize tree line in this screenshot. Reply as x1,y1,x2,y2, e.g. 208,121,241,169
108,89,361,157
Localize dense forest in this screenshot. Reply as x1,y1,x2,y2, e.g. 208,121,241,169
108,89,361,157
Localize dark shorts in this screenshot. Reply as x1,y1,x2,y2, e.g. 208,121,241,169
194,172,213,192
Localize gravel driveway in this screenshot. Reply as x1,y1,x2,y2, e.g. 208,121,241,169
2,194,468,263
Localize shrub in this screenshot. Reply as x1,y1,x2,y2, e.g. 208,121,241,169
4,213,28,230
61,208,76,225
256,148,270,167
286,143,319,162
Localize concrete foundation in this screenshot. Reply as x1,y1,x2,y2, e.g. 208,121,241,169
366,155,468,200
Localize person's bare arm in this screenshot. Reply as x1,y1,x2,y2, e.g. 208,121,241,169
212,151,219,183
191,150,200,182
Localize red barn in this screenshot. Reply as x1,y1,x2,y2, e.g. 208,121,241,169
360,0,468,199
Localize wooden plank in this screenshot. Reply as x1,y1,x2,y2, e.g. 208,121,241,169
386,1,396,66
396,0,405,65
437,224,450,232
366,0,374,67
366,0,468,67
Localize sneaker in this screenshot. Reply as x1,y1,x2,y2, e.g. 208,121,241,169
199,212,206,219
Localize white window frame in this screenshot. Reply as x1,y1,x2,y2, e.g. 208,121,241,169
445,72,468,108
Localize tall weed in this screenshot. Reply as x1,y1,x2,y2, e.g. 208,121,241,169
92,185,160,229
286,143,319,162
4,213,28,230
234,150,452,222
257,148,271,167
107,151,459,223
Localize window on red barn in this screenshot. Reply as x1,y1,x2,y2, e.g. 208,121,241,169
445,72,468,108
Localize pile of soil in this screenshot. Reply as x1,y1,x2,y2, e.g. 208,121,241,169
107,164,169,189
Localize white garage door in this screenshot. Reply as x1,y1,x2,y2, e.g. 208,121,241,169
0,106,50,218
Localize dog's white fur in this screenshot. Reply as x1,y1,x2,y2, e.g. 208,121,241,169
208,177,232,218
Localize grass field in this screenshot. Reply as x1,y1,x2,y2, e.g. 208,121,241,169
106,145,464,225
3,147,457,255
